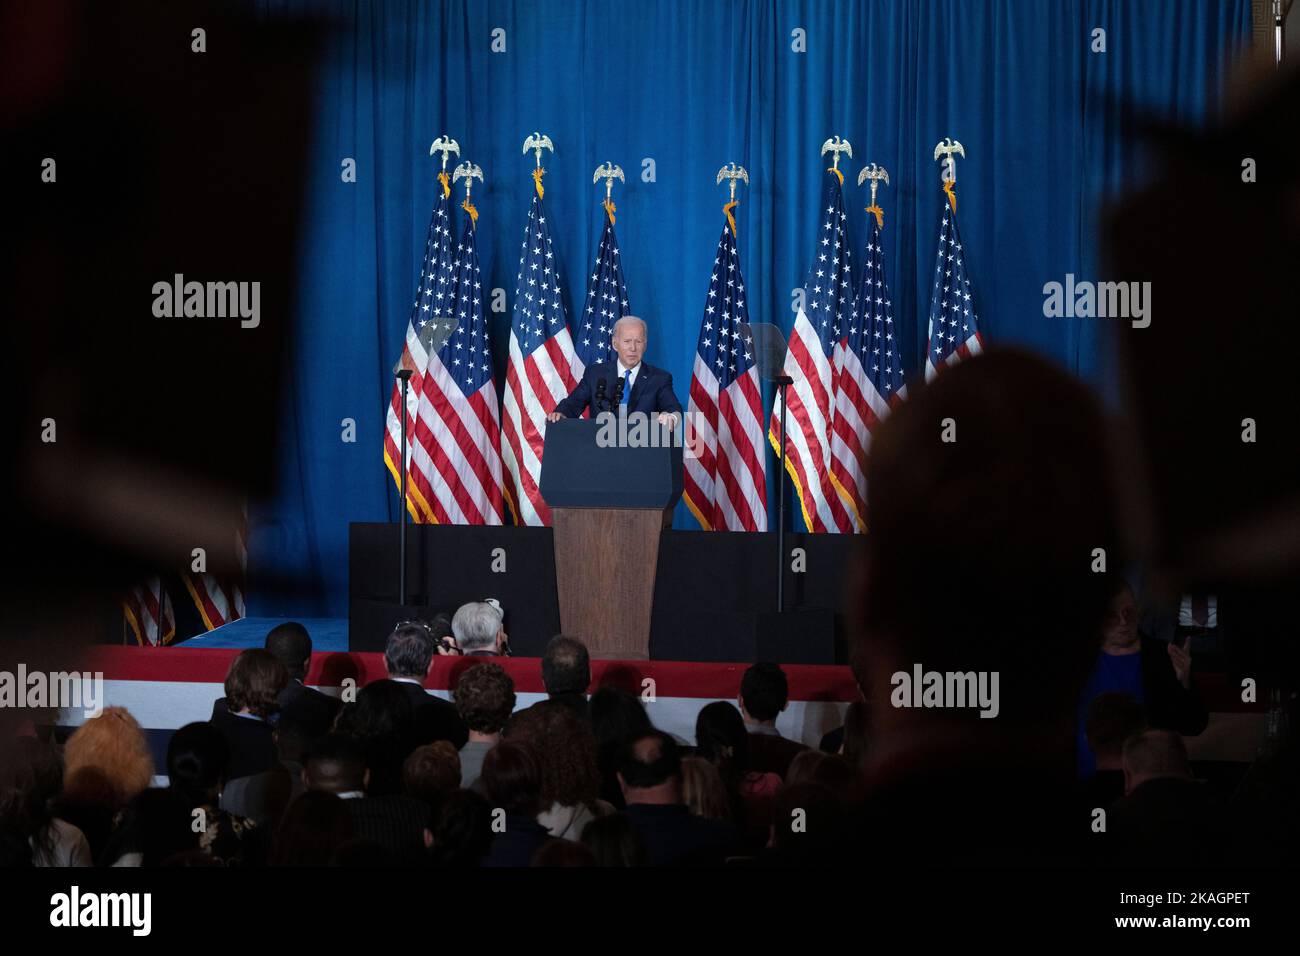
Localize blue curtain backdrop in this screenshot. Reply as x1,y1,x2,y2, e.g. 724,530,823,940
248,0,1251,617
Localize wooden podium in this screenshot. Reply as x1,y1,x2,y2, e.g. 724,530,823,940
540,418,683,659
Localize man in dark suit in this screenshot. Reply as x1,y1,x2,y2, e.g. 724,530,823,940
266,622,341,739
384,623,469,750
547,315,682,425
539,634,591,722
619,731,736,866
739,663,808,778
303,734,428,863
1105,729,1227,866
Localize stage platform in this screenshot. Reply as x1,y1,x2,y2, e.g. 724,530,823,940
184,617,348,651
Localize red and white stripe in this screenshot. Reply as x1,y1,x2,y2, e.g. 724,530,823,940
382,320,440,522
924,326,983,381
828,345,905,531
684,357,768,532
501,328,582,526
409,354,506,525
123,577,176,646
65,646,859,750
768,308,855,534
183,511,247,631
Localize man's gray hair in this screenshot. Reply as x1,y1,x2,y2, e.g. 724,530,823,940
452,601,503,653
612,315,647,339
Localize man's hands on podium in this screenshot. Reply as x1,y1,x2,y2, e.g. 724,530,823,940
544,410,678,428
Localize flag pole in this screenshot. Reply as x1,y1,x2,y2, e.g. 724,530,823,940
776,374,793,613
396,368,413,604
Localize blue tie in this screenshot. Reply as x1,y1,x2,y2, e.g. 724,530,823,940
621,371,632,404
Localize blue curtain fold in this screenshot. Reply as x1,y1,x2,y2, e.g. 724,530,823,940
248,0,1251,617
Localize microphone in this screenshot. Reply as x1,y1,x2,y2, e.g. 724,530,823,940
595,377,608,412
612,376,625,407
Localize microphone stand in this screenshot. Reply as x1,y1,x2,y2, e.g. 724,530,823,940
396,368,414,606
775,374,794,613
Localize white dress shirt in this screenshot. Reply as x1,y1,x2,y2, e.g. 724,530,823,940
616,359,640,396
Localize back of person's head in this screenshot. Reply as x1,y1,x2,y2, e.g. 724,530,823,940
224,648,288,718
166,722,230,802
694,700,751,783
805,753,865,808
118,787,198,865
21,736,63,806
589,686,652,753
680,756,733,822
785,749,830,787
740,663,789,722
861,349,1121,725
617,730,681,793
428,789,493,867
505,700,600,810
304,734,367,794
481,741,541,816
403,741,461,808
1085,692,1147,764
264,621,312,680
531,837,596,867
453,661,516,734
581,812,648,866
769,782,847,862
0,737,48,865
273,790,354,865
384,623,436,679
63,707,155,809
332,680,417,796
542,635,591,696
1123,729,1192,784
334,679,415,742
452,601,504,654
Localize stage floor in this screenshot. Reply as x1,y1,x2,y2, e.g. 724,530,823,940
184,617,348,651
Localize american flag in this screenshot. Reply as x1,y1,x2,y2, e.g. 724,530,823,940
925,184,983,379
501,191,582,526
830,212,907,530
184,571,245,631
383,174,459,522
683,214,768,532
768,170,857,534
410,210,506,524
183,505,248,631
574,205,628,368
123,577,176,646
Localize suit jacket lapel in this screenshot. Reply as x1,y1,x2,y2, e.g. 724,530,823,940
628,364,648,407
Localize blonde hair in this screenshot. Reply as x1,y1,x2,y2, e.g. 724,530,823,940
681,756,732,822
63,707,155,807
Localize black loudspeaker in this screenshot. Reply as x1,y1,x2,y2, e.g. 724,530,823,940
756,609,836,665
648,607,836,664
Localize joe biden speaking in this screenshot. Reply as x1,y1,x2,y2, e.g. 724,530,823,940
548,315,683,427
